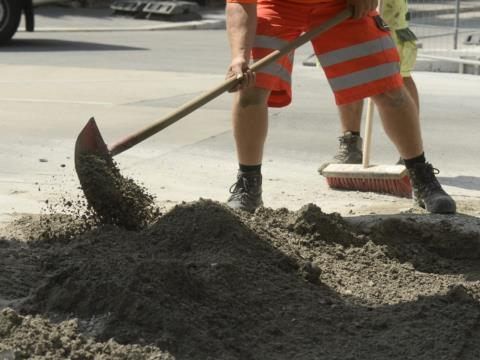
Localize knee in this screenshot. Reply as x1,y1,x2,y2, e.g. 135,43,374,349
372,87,409,108
236,88,269,108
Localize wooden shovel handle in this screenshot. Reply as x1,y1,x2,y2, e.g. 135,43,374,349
109,8,352,156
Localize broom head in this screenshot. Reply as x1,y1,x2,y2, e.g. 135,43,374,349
320,164,412,198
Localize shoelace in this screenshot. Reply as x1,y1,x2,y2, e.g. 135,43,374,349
334,136,356,161
412,164,442,194
229,177,249,200
229,176,259,202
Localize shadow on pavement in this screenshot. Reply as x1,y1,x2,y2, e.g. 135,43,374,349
34,6,114,19
2,38,147,52
438,176,480,191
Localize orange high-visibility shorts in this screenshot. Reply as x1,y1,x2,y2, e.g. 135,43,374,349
252,0,403,107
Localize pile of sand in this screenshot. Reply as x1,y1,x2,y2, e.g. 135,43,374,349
0,308,173,359
1,200,480,359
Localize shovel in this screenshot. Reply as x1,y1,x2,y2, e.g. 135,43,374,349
74,8,352,225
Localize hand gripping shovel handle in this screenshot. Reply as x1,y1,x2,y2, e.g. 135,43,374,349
109,8,352,156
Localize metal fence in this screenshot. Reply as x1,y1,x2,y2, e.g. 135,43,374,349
302,1,480,73
409,0,480,66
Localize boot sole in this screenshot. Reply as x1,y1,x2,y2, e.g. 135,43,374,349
416,198,456,214
226,200,263,213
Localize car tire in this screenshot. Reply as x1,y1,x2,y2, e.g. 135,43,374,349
0,0,22,44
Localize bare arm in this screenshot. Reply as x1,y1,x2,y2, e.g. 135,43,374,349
226,2,257,91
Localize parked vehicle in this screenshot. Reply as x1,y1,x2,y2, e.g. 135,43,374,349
0,0,60,44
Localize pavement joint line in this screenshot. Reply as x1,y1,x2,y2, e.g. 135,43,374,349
0,98,114,105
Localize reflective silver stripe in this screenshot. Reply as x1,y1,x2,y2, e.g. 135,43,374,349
329,62,400,91
254,35,295,63
254,35,289,51
257,62,292,84
252,35,294,83
317,37,396,67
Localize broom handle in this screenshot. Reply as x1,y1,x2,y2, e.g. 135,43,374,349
109,8,352,156
362,98,374,168
362,0,383,169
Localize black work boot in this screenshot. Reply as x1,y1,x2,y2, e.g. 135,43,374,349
318,131,363,174
408,163,456,214
227,171,263,212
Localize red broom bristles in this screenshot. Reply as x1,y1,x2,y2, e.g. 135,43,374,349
326,175,412,198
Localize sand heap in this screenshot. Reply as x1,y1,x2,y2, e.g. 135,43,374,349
0,308,173,360
1,200,480,359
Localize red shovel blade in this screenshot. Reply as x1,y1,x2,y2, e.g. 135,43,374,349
74,117,113,219
74,117,157,229
74,117,109,163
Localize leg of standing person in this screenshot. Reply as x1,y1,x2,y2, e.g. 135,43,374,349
383,0,420,164
225,0,304,212
393,31,420,164
227,87,270,212
319,0,421,171
312,1,455,213
372,85,455,213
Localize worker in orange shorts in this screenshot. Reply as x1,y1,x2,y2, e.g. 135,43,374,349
225,0,455,214
318,0,420,170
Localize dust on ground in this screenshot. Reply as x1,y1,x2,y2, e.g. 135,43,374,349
1,199,480,359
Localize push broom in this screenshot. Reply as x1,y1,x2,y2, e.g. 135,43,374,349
320,98,413,198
